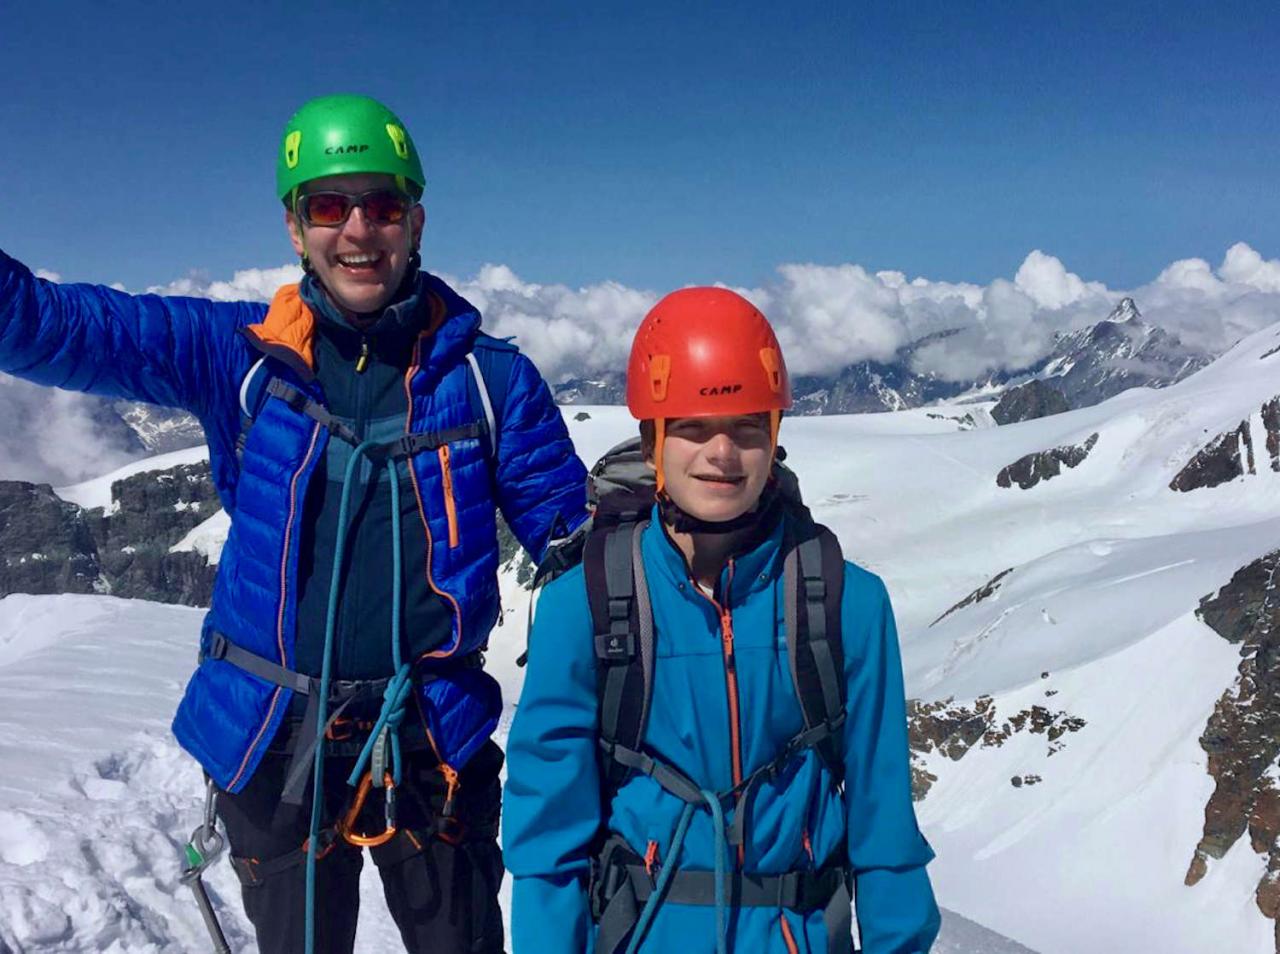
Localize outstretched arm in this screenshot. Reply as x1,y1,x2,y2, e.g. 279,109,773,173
503,567,600,954
0,249,262,419
843,570,941,954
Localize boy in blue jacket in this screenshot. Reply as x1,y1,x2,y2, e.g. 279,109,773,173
0,95,587,952
504,288,938,953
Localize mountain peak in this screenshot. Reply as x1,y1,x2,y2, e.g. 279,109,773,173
1105,297,1142,324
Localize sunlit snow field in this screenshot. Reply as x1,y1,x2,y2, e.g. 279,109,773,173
8,322,1280,951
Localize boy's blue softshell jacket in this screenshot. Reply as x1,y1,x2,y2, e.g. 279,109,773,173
504,510,940,954
0,249,588,792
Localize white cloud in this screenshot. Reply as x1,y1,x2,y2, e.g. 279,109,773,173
1219,242,1280,293
146,264,303,302
439,245,1280,384
34,268,61,282
6,242,1279,487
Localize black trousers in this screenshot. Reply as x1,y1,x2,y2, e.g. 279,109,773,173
215,736,506,954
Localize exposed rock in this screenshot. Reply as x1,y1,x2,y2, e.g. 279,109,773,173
114,402,206,454
991,380,1070,425
907,695,1085,800
0,482,101,596
574,411,592,421
932,567,1014,625
1172,397,1280,492
997,434,1099,490
0,463,220,607
1188,550,1280,948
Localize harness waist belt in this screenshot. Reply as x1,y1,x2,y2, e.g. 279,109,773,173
621,862,846,910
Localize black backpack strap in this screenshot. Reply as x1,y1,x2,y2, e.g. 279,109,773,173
585,520,655,799
783,519,847,782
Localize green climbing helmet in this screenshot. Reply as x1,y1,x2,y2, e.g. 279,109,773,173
276,94,425,206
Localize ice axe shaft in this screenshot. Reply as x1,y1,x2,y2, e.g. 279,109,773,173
185,873,233,954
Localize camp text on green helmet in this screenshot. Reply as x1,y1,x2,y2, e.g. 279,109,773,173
276,94,425,207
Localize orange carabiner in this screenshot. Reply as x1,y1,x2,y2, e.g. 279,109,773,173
338,771,398,848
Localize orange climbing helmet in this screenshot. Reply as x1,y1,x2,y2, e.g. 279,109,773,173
625,287,792,421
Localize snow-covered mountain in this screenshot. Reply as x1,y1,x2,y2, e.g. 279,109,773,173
1028,297,1210,408
550,298,1217,417
5,315,1280,951
113,402,207,454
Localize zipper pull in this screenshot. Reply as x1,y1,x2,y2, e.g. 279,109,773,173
356,338,370,374
644,840,661,878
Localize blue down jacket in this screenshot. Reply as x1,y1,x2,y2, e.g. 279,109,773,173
0,249,588,792
503,510,939,954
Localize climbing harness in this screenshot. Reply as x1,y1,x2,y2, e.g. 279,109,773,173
179,778,232,954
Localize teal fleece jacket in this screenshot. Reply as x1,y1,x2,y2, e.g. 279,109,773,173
503,509,939,953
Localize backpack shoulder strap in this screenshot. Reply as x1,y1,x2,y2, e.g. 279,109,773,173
235,357,274,461
466,333,519,459
585,519,655,799
783,515,847,781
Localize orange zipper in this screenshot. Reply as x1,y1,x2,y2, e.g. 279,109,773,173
438,445,460,548
691,561,745,864
780,914,800,954
403,332,465,662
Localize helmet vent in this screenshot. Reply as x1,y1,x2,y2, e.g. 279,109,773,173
649,354,671,402
760,347,783,393
284,131,302,170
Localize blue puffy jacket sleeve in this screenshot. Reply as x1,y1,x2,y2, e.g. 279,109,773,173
842,569,940,953
494,351,589,560
0,249,258,419
503,565,599,954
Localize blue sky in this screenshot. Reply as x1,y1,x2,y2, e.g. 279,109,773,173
0,1,1276,293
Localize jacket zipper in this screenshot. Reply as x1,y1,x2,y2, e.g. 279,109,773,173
692,560,745,863
229,420,324,791
779,914,801,954
402,333,466,661
438,445,460,548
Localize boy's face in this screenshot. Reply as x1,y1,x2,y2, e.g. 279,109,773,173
654,414,774,524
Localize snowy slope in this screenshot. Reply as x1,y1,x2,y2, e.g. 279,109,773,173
55,447,209,512
7,321,1280,952
0,588,1018,954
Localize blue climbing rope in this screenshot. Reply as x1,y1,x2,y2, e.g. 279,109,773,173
304,441,411,954
624,788,730,954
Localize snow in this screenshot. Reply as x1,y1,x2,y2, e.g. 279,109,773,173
8,323,1280,951
55,446,209,511
169,510,231,564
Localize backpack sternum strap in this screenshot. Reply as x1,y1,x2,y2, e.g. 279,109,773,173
266,378,360,445
602,740,706,806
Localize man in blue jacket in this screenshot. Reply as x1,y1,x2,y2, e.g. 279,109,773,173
504,288,937,953
0,94,588,953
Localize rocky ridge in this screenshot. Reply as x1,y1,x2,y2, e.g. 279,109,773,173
1170,395,1280,492
0,462,220,607
907,693,1086,800
1186,550,1280,950
996,433,1099,490
990,380,1069,426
